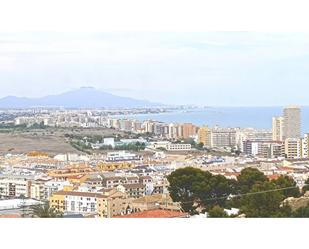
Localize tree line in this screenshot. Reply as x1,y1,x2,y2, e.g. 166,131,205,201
167,167,309,218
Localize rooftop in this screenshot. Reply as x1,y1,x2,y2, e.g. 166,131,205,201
114,209,188,218
53,191,107,198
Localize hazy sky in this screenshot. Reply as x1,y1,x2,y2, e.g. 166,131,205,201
1,32,309,106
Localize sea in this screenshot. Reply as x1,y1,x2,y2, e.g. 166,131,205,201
115,107,309,134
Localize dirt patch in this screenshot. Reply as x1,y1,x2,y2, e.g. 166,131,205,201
0,127,128,156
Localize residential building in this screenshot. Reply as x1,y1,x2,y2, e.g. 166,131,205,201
210,127,237,148
283,105,301,139
198,126,211,147
118,183,146,199
302,134,309,158
0,178,31,198
272,116,284,141
30,179,50,200
284,138,302,159
243,140,284,158
97,189,132,218
181,123,198,139
50,191,103,215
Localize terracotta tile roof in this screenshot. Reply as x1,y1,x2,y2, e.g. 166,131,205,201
267,174,281,180
114,209,188,218
0,214,21,218
67,174,86,180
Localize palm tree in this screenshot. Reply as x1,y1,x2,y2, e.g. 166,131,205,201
30,201,63,218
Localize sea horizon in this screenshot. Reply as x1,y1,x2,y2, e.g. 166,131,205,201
115,106,309,134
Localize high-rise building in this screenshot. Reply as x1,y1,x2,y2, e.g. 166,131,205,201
210,127,237,148
272,116,284,141
168,123,179,139
283,105,301,139
181,123,198,139
143,120,155,134
198,126,211,147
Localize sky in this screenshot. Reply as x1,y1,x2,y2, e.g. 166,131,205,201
1,32,309,106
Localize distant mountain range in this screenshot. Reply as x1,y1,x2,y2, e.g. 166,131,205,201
0,87,162,108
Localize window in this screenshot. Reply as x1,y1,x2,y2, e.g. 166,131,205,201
71,201,75,211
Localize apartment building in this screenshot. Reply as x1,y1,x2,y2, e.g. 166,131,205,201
118,119,133,132
119,183,146,199
198,126,211,147
168,123,183,140
50,191,102,215
272,116,284,141
50,189,132,218
283,105,301,139
181,123,198,139
302,134,309,158
243,140,284,158
97,189,132,218
102,175,140,188
284,138,302,159
30,179,50,201
0,177,31,198
210,127,237,148
50,191,66,212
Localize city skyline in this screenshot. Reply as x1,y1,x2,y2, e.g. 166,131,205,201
1,32,309,106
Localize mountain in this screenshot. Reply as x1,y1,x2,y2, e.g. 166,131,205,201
0,87,162,108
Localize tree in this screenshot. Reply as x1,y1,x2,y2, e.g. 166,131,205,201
167,167,236,214
30,202,63,218
198,174,237,208
167,167,207,214
196,142,204,150
237,168,268,194
271,175,300,198
207,205,228,218
239,181,291,218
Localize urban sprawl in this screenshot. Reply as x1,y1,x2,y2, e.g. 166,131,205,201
0,105,308,218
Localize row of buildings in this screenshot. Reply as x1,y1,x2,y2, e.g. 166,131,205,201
242,135,309,159
197,126,272,149
0,151,176,217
